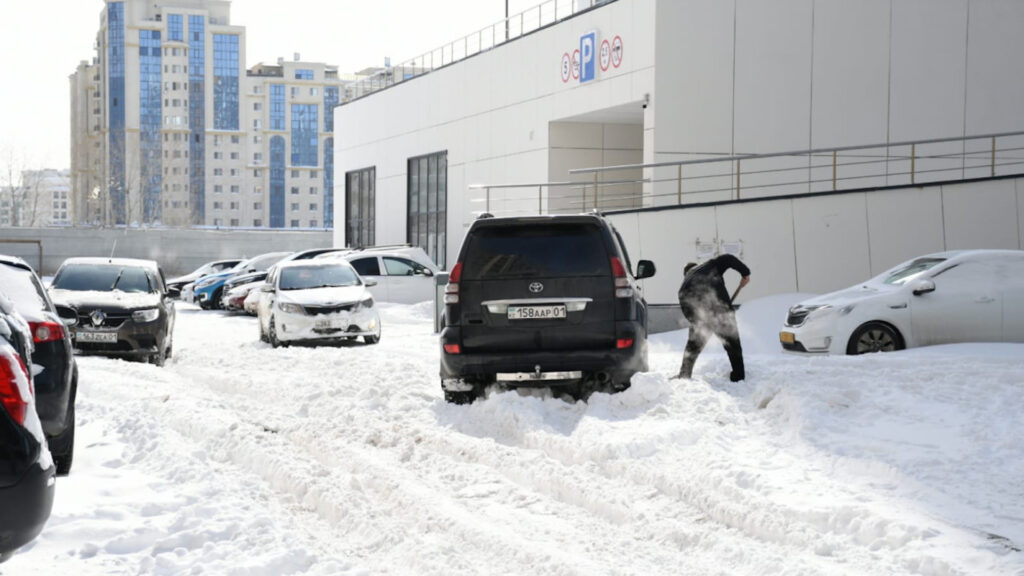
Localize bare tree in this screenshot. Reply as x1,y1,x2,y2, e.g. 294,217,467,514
0,147,46,227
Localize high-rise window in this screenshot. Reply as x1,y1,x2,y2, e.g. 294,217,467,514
270,84,285,130
345,167,375,247
323,138,334,228
295,69,314,80
140,29,163,223
213,34,239,130
270,136,286,228
407,152,447,268
324,86,339,132
291,104,318,166
188,14,206,224
167,14,183,42
108,2,127,224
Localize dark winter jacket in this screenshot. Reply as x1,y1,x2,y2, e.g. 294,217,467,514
678,254,751,307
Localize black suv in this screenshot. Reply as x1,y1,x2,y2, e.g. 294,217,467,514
0,302,56,562
440,214,656,403
0,256,77,475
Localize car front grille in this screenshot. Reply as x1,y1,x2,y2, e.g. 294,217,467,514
77,311,130,329
304,304,355,315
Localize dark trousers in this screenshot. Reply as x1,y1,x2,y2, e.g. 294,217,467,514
678,300,745,381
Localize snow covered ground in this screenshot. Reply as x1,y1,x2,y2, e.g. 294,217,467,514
4,295,1024,575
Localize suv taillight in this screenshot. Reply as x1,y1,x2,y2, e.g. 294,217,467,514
445,262,463,304
30,321,65,344
611,257,633,298
0,349,30,426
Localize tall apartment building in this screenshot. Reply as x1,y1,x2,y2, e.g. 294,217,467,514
69,0,351,228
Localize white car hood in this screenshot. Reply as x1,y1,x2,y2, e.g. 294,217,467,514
49,288,162,310
278,285,367,307
795,282,899,308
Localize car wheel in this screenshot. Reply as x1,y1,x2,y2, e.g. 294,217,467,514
847,322,904,355
269,316,283,348
364,326,381,345
50,402,75,476
259,320,269,343
442,379,484,404
211,288,224,310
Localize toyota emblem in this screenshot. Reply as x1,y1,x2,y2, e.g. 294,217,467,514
529,282,544,293
90,309,106,327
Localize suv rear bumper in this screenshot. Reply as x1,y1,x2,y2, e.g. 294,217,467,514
439,325,647,387
0,464,55,559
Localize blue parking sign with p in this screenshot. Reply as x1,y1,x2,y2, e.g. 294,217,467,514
580,31,597,83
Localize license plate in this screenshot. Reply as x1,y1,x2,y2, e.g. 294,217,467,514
507,305,567,320
779,331,795,344
315,318,344,330
76,331,118,343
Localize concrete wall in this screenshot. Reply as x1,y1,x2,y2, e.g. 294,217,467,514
0,228,331,276
607,176,1024,305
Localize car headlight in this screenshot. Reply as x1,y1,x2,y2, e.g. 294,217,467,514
279,302,304,314
353,295,374,312
132,308,160,323
195,278,217,289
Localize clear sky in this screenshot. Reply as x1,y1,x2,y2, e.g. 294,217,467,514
0,0,536,177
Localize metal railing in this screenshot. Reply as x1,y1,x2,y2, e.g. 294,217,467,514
469,131,1024,217
348,0,607,100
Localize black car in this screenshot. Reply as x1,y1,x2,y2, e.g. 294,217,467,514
0,256,77,475
0,302,56,563
48,258,175,366
440,213,656,403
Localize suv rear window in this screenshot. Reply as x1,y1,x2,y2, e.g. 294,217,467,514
462,223,609,280
0,264,48,312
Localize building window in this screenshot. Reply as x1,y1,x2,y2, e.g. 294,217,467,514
295,69,314,80
254,202,262,210
291,104,318,166
290,186,299,195
213,34,239,130
214,185,222,193
291,202,299,211
407,151,447,268
309,187,317,195
309,220,318,228
139,28,163,223
213,201,223,209
290,219,299,228
345,166,375,247
324,86,339,132
230,185,239,193
270,135,286,228
270,84,285,130
291,170,300,178
167,14,183,41
254,218,262,226
309,203,318,211
230,218,239,226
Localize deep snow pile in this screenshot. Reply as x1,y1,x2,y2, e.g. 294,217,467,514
4,296,1023,575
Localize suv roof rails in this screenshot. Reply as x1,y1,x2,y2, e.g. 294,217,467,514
476,212,494,220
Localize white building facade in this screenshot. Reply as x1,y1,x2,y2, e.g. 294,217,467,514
334,0,1024,300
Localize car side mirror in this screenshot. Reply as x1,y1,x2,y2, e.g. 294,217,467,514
421,269,434,277
260,283,274,293
364,279,378,287
912,279,936,296
636,260,656,280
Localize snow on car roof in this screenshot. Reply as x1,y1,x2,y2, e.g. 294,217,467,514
59,257,161,271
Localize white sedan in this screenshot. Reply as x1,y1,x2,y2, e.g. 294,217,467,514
257,260,381,347
780,249,1024,354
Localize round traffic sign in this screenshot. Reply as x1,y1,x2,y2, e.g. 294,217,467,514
611,36,623,68
600,39,611,71
560,52,571,82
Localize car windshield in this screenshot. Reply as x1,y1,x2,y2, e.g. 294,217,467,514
462,223,610,279
882,257,946,285
52,264,155,293
0,264,48,311
279,265,359,291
